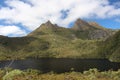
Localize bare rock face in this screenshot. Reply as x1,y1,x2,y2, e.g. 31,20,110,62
71,19,115,39
28,18,115,39
72,19,94,30
88,22,107,30
89,22,101,27
88,30,109,39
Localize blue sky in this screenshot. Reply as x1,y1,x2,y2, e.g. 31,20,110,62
0,0,120,37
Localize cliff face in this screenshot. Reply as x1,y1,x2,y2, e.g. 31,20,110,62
72,19,114,39
72,19,94,30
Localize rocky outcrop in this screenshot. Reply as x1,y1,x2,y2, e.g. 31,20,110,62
72,19,94,30
88,30,110,39
72,19,114,39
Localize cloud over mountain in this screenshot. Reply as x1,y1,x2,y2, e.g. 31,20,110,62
0,25,27,37
0,0,120,36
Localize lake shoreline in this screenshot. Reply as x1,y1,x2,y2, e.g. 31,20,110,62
0,58,120,73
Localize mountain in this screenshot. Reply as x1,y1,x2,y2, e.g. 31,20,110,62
29,19,114,40
72,19,114,39
88,22,105,30
99,30,120,62
0,18,119,62
72,19,94,30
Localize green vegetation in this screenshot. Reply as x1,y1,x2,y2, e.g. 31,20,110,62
3,70,23,80
99,30,120,62
0,19,119,62
0,68,120,80
0,34,103,60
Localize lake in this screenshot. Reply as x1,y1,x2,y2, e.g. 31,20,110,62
0,58,120,73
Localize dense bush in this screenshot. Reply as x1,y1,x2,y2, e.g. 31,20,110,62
3,69,23,80
0,68,120,80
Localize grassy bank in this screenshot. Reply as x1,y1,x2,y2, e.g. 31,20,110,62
0,68,120,80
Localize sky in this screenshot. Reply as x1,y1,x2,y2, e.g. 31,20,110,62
0,0,120,37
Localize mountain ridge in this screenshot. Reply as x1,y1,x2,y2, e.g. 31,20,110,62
0,18,119,62
28,18,115,39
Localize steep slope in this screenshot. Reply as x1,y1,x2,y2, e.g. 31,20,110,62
88,22,106,30
28,21,76,39
0,18,118,61
72,19,95,30
29,19,114,40
72,19,114,39
27,20,114,58
28,21,57,36
99,30,120,62
88,21,115,37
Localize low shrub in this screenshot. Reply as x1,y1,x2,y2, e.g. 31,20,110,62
3,69,23,80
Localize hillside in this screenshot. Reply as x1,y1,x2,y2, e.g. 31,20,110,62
0,18,119,62
72,19,114,39
99,30,120,62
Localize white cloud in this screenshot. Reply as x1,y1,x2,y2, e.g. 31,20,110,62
0,25,27,37
0,0,120,36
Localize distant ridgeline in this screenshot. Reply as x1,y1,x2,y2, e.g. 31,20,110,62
0,18,119,62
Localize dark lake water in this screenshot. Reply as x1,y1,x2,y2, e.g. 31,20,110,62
0,58,120,73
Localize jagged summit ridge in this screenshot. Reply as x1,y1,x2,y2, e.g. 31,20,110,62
28,20,59,36
43,20,54,27
88,21,106,30
72,19,97,31
28,18,115,39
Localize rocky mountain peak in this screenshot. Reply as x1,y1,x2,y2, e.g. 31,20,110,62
44,20,53,26
75,19,88,24
35,20,55,30
72,18,93,30
28,20,58,36
39,20,54,28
